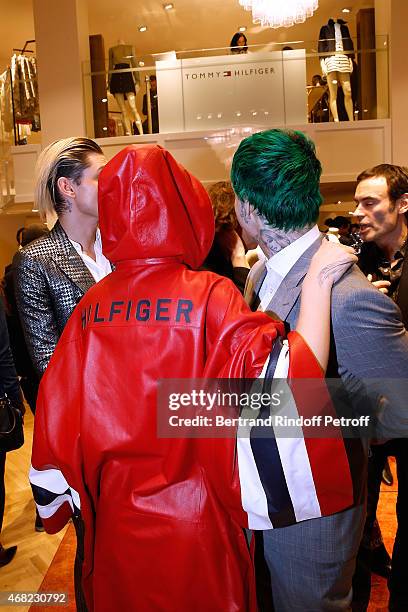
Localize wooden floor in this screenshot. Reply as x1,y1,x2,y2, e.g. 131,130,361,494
0,411,398,612
0,410,67,612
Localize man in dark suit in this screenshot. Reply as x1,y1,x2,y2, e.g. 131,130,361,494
231,129,408,611
354,164,408,612
14,137,110,611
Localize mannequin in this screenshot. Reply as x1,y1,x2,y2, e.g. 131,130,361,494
108,40,143,135
318,19,354,122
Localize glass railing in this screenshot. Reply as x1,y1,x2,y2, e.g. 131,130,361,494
83,36,389,138
0,68,14,208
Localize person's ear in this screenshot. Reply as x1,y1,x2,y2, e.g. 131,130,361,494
397,193,408,215
57,176,76,200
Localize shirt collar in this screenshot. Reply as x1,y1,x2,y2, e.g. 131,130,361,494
395,239,407,260
265,225,320,280
70,228,102,256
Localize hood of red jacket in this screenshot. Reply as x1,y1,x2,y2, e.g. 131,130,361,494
98,145,214,268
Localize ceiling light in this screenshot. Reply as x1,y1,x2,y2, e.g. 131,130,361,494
163,2,174,9
239,26,247,32
337,200,342,204
139,61,145,66
138,25,147,32
101,98,107,103
342,8,351,13
239,0,319,29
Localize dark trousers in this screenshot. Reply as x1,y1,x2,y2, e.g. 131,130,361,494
73,515,88,612
20,376,39,415
353,440,408,611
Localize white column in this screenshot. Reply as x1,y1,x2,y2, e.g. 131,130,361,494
33,0,94,145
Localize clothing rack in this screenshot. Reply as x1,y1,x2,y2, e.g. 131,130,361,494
9,41,37,144
12,40,36,54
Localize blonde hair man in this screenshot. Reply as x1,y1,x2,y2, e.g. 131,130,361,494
15,137,110,376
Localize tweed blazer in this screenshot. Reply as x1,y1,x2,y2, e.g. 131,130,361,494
14,221,100,376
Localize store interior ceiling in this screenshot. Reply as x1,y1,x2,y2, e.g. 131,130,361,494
1,0,375,69
0,0,375,210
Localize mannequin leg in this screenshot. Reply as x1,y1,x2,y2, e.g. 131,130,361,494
338,72,354,121
326,72,339,122
126,92,144,135
114,93,132,135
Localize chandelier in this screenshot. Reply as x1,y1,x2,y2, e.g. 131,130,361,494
239,0,319,29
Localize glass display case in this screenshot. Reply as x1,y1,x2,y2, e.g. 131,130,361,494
82,36,389,138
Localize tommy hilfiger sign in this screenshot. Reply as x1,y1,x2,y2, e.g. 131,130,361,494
156,50,307,132
184,67,276,80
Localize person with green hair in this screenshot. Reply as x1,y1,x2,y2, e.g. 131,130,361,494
232,128,408,612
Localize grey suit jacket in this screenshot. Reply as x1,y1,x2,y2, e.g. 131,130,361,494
246,236,408,442
14,221,98,376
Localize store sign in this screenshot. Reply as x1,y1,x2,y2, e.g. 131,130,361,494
156,50,307,132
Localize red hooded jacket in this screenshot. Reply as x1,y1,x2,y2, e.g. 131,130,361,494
30,146,353,611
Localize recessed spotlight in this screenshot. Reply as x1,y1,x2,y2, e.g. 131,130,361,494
342,7,351,13
337,200,342,204
102,127,108,131
239,26,247,32
163,3,174,9
101,98,107,103
139,61,145,66
139,25,147,32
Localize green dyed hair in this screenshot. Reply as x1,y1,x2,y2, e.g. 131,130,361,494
231,129,323,230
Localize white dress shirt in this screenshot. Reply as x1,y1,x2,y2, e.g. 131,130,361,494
69,228,111,283
334,22,344,52
258,225,320,312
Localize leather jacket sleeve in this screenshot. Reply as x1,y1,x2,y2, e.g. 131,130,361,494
14,252,59,377
318,25,329,57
